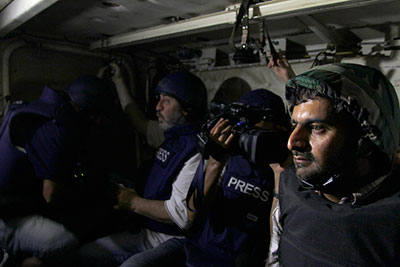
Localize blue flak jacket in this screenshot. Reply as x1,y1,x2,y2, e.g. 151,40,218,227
185,154,274,267
0,86,79,219
142,123,200,235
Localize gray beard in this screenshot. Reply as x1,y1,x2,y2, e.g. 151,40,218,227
159,112,187,131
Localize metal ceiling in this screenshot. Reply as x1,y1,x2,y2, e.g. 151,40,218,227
0,0,400,56
0,0,12,11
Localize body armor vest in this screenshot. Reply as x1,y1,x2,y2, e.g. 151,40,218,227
278,166,400,266
143,123,199,235
186,155,274,266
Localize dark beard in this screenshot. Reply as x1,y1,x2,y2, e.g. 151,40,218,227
293,148,353,190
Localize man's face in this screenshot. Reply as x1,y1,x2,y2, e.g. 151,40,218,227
288,97,352,184
156,94,187,130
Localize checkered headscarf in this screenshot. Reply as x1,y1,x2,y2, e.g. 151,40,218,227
286,63,400,165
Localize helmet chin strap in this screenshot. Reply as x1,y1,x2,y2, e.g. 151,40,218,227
300,173,342,191
302,171,391,205
299,155,358,192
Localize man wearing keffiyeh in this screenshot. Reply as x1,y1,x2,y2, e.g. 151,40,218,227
267,63,400,266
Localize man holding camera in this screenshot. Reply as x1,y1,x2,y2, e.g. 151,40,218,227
267,63,400,266
79,63,208,266
185,89,292,267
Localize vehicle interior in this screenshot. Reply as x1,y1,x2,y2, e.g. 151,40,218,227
1,0,399,164
0,2,400,264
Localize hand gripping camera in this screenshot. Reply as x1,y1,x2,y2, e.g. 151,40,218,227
197,102,290,165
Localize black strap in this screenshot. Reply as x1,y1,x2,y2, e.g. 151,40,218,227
264,20,279,65
258,19,279,64
258,21,266,58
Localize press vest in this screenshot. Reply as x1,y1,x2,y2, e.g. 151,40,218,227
278,166,400,266
186,155,274,267
0,87,77,219
0,87,69,188
142,123,199,235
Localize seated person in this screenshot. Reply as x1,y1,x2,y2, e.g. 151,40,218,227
268,63,400,266
79,63,208,267
0,75,116,267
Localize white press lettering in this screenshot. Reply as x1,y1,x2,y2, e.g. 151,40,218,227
252,186,261,198
226,176,270,202
244,183,254,196
236,180,246,192
260,190,270,202
156,148,170,163
227,177,238,187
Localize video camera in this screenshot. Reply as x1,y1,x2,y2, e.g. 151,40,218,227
197,102,289,165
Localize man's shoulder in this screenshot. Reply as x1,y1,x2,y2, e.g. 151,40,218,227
371,169,400,203
278,165,304,200
280,165,297,185
168,123,199,137
166,124,199,147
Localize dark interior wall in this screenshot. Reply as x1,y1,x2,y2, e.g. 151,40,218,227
4,41,400,111
8,45,105,102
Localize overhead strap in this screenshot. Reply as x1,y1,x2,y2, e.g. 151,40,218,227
258,20,266,57
259,19,279,64
229,0,253,52
265,20,279,64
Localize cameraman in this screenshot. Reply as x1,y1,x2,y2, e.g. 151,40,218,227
185,89,292,267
